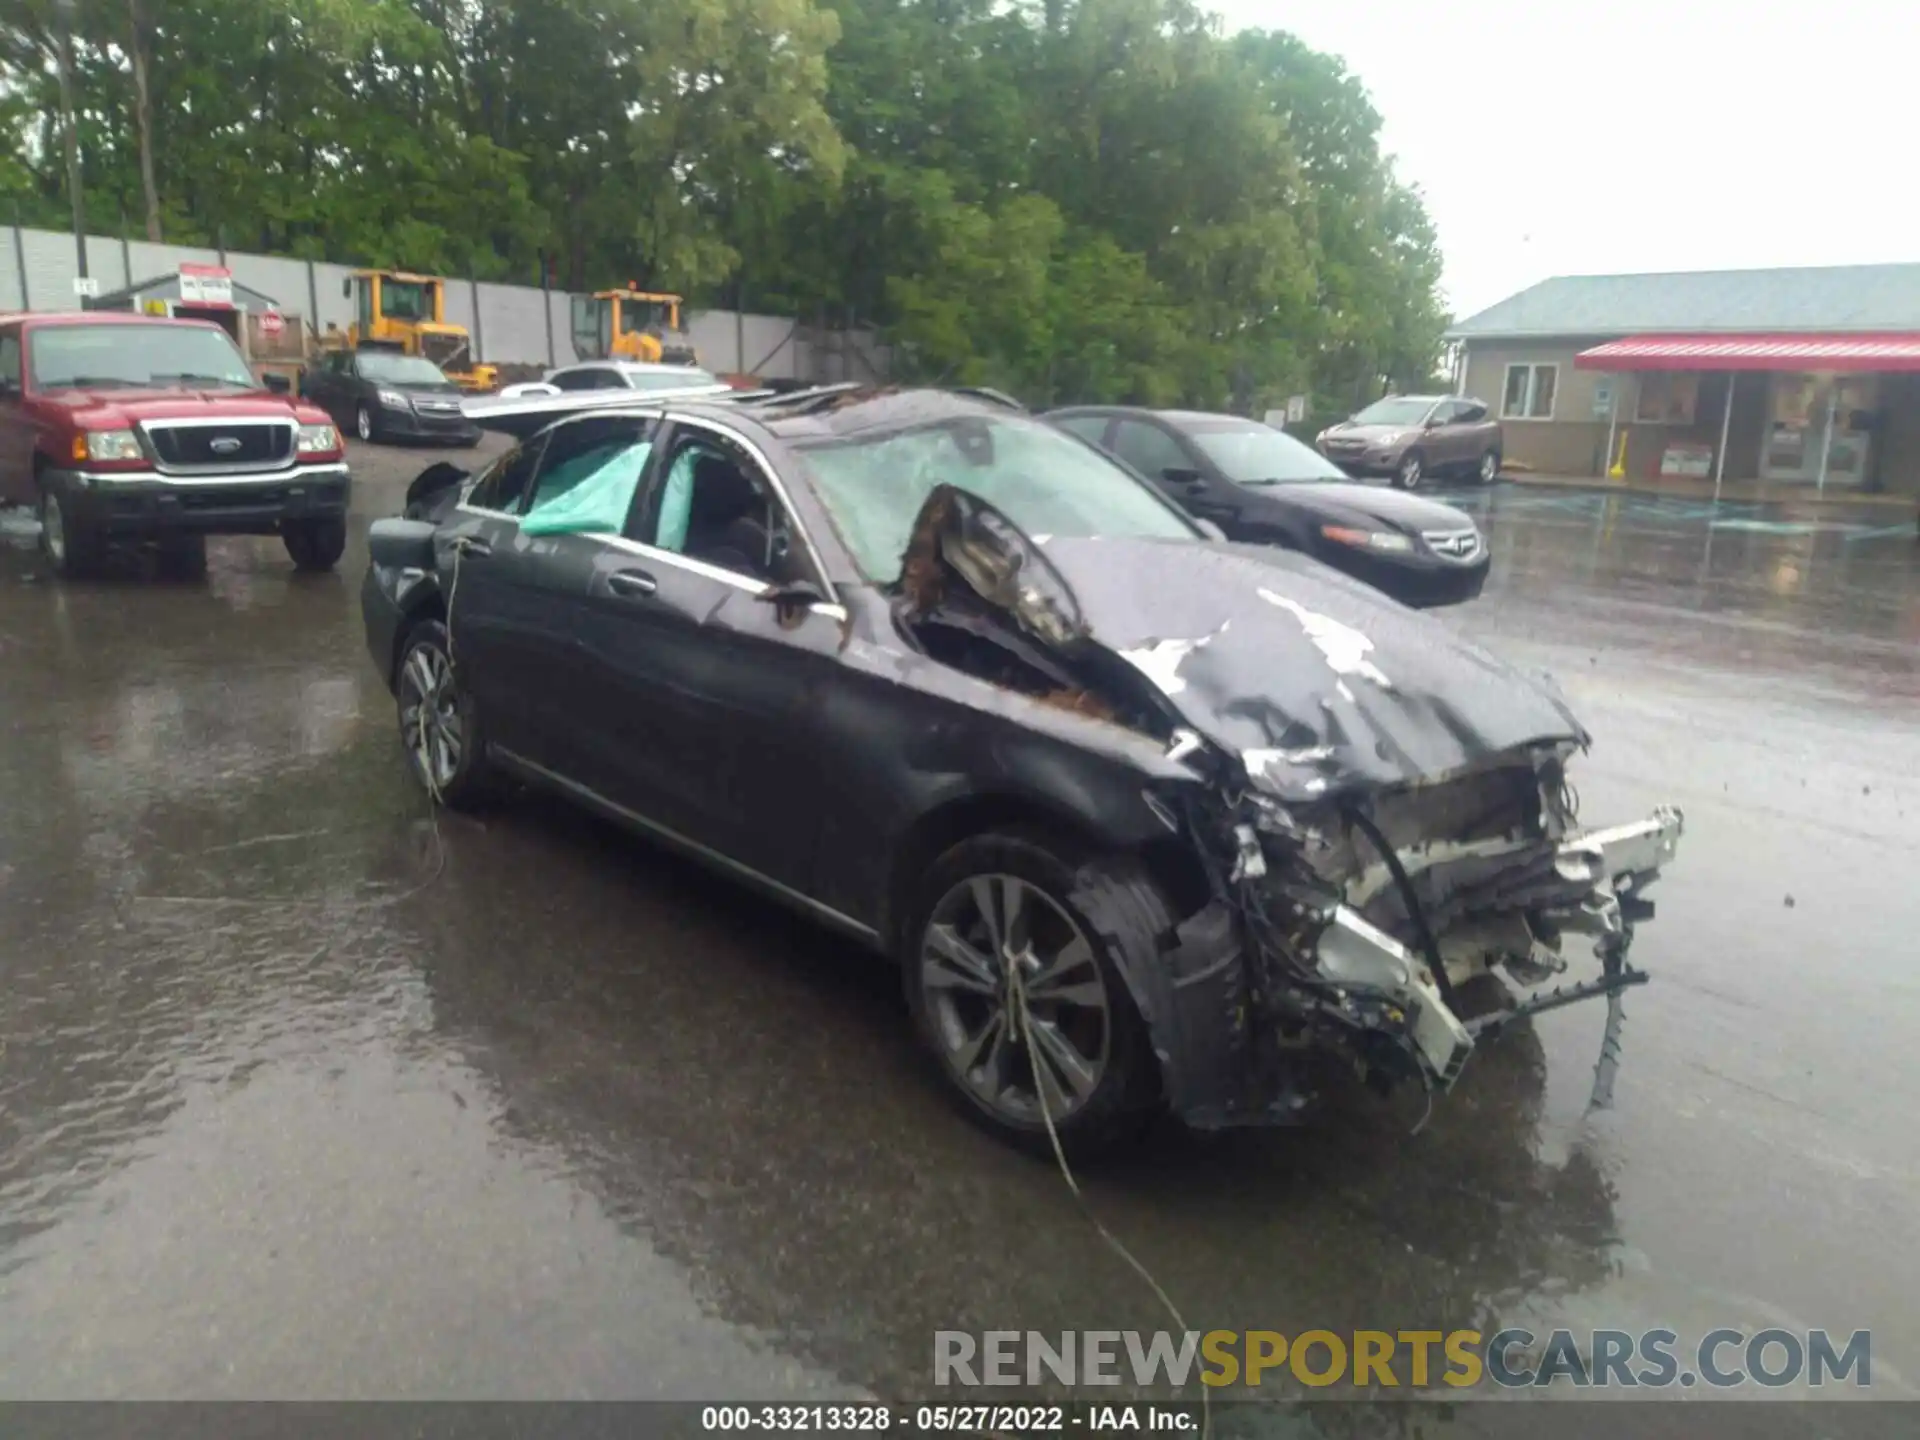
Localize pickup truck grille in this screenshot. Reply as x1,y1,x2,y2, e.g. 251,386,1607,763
143,421,294,472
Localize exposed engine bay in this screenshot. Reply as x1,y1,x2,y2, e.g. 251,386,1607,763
892,483,1684,1124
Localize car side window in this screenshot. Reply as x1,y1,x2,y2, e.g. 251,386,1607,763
465,437,545,513
1433,401,1464,424
0,330,20,391
1053,414,1109,446
1456,401,1488,423
633,425,812,586
552,368,601,392
1109,419,1190,480
519,415,657,535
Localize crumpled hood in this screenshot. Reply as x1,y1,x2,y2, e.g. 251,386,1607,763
1037,536,1587,800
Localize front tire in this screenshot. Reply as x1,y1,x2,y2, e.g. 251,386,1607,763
38,485,106,579
283,517,347,571
1395,451,1424,489
904,832,1164,1158
395,618,495,809
1477,449,1501,484
355,404,378,443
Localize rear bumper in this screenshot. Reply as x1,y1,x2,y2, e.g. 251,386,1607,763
49,462,352,536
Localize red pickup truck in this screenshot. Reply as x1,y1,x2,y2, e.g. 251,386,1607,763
0,311,351,577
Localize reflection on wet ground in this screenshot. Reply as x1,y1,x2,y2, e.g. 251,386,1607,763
1,457,1915,1422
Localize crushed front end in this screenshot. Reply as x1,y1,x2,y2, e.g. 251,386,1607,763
1146,743,1684,1126
889,481,1687,1128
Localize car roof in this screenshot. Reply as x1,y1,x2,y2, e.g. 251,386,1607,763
1048,404,1271,427
716,386,1030,444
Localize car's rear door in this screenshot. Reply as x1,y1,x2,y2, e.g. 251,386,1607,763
569,416,845,897
446,414,661,776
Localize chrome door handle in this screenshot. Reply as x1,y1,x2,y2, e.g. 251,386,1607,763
607,570,657,597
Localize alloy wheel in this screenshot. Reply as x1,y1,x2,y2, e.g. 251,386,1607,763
1398,454,1422,488
1479,451,1499,483
357,406,374,442
398,639,462,792
920,873,1111,1124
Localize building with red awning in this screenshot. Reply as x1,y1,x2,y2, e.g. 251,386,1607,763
1444,264,1920,495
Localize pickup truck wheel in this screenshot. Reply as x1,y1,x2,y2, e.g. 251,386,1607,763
39,487,105,579
904,832,1162,1159
395,618,495,809
283,517,347,572
355,404,378,443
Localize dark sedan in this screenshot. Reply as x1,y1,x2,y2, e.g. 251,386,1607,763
1047,406,1490,607
360,388,1681,1155
301,349,482,446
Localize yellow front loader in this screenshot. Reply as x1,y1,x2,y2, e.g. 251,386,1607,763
569,288,700,366
332,270,498,392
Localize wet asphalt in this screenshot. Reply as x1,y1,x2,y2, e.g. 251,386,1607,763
1,442,1916,1420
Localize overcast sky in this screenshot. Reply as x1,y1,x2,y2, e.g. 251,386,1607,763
1211,0,1920,321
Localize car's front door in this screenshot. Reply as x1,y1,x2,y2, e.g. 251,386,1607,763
0,325,28,505
569,417,844,896
1109,417,1239,527
1429,401,1473,469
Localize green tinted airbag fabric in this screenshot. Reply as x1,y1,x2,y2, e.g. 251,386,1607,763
654,448,699,551
520,441,652,536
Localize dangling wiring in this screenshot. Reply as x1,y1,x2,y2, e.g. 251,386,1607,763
1006,960,1211,1440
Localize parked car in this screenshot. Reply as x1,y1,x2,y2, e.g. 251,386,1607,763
0,311,349,577
496,360,732,401
1315,395,1502,489
360,387,1681,1155
1047,406,1489,608
301,348,482,446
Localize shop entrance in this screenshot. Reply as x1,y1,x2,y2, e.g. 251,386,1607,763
1759,373,1877,487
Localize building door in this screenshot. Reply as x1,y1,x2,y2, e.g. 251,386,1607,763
1760,373,1876,487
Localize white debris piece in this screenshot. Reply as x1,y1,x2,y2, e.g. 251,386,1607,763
1117,621,1229,697
1256,588,1391,690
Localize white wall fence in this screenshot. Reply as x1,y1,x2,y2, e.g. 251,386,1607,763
2,222,890,382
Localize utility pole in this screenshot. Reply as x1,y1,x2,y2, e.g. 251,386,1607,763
53,0,88,279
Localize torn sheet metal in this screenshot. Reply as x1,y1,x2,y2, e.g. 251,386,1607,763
1033,537,1590,801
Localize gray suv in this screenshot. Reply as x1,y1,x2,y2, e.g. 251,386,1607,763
1316,395,1502,489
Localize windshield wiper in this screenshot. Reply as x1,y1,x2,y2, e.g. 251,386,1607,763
43,375,141,389
152,372,251,388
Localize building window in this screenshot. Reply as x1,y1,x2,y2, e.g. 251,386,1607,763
1635,372,1699,424
1502,363,1557,419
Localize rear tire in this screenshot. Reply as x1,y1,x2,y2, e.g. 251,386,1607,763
355,404,378,443
903,831,1165,1159
395,618,496,810
1395,451,1424,489
283,517,347,572
38,485,106,579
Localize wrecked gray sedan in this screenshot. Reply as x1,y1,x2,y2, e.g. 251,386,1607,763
362,387,1682,1155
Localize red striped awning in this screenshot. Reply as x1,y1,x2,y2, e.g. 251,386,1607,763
1574,333,1920,372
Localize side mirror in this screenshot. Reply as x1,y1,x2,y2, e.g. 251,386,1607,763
1161,466,1205,489
262,372,292,394
367,516,438,571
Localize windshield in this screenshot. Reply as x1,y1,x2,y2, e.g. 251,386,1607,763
29,322,255,390
358,352,450,385
800,414,1197,582
1351,397,1435,427
626,368,718,391
1188,422,1346,485
382,280,433,321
